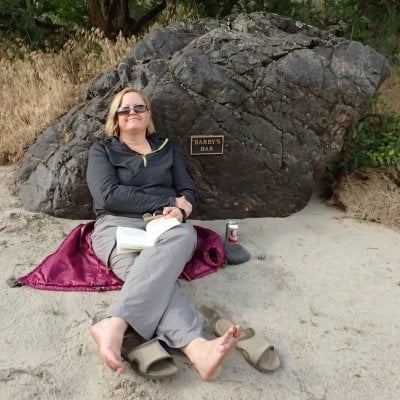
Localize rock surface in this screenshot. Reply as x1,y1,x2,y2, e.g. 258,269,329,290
17,12,390,219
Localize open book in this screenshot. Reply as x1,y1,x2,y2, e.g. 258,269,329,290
116,217,181,253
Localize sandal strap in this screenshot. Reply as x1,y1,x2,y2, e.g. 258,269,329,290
129,339,173,374
236,335,274,365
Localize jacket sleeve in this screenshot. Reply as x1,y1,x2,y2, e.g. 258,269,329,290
171,145,198,209
86,142,175,214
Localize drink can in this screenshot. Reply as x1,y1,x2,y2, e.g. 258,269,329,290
225,220,239,244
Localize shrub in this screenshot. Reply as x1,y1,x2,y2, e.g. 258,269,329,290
325,95,400,183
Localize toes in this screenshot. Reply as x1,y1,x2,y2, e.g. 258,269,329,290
233,325,241,339
100,350,124,372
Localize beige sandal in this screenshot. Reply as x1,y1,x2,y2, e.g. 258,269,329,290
214,318,280,373
122,330,178,379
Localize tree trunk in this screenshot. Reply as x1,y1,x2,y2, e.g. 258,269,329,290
86,0,167,37
166,0,177,23
219,0,240,18
253,0,264,11
86,0,110,36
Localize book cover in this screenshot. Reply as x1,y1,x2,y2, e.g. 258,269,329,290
116,217,181,253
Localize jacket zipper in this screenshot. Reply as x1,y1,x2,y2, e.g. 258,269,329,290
141,138,169,167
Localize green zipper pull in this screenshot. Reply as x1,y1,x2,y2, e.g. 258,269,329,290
142,138,169,167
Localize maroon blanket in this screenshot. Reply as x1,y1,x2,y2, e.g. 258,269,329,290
17,222,225,292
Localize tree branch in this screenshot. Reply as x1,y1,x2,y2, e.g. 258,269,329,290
219,0,240,18
124,0,167,35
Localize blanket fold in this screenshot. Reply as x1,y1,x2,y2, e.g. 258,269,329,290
17,222,225,291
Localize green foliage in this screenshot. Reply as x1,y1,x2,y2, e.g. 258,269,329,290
318,0,400,63
1,1,399,62
130,0,156,19
366,122,400,170
288,0,400,63
40,0,88,28
326,97,400,182
0,0,45,45
187,0,227,17
0,0,87,49
153,0,229,21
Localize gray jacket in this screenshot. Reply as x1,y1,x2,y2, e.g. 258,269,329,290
86,135,198,218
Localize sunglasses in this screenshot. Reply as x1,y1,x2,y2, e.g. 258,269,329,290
142,210,163,221
116,104,148,114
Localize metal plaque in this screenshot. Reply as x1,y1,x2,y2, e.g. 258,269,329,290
190,135,224,155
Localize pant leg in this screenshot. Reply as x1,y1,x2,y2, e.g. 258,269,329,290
91,215,146,270
92,215,202,346
109,222,199,341
155,285,203,348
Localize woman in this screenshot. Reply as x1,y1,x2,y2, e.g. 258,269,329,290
87,87,240,381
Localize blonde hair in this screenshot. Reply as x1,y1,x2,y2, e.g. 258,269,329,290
104,87,155,137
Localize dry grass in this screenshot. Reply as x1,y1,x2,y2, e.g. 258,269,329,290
379,66,400,115
330,167,400,231
0,29,136,164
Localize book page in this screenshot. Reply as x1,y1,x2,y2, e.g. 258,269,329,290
116,226,154,253
145,217,181,241
116,218,181,254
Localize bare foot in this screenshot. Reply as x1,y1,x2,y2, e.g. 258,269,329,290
182,324,241,381
90,317,128,373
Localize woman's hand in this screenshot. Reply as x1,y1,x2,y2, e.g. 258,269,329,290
163,206,185,222
175,196,192,218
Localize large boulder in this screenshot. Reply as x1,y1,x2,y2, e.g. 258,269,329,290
17,12,390,220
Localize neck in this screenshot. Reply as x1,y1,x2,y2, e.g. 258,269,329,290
119,133,151,154
119,131,147,146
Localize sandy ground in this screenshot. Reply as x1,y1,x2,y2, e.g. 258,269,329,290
1,164,400,400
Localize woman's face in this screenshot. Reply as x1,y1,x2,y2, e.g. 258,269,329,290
117,91,150,136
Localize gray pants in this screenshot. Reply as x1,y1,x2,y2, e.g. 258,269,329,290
91,214,203,348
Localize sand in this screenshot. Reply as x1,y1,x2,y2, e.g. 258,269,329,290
1,164,400,400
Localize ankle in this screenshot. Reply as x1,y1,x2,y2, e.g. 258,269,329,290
181,336,207,358
94,316,128,336
108,316,128,329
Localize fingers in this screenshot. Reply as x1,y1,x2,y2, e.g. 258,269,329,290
177,197,192,212
163,206,183,222
175,196,192,216
163,206,177,215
